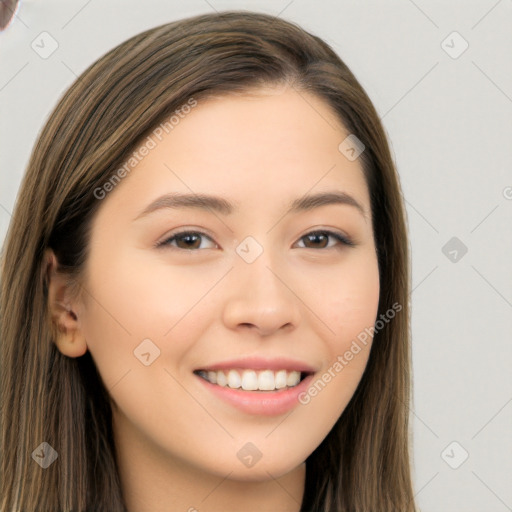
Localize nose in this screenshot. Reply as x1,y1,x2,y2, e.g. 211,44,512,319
221,251,301,337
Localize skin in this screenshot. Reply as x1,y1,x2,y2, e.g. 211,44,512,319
48,84,380,512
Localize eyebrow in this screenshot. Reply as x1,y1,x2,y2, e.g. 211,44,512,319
134,190,368,220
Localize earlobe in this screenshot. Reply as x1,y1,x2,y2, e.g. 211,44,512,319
45,249,88,358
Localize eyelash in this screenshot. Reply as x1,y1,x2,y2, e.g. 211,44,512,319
156,229,355,251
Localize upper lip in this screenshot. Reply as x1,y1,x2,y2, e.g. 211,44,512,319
195,357,317,373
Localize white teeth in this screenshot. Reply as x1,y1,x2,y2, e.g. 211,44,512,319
286,370,301,387
216,371,227,387
199,369,305,391
227,369,241,389
274,370,287,389
241,370,258,391
258,370,275,391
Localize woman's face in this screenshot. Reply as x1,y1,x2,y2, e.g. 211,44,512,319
74,85,380,480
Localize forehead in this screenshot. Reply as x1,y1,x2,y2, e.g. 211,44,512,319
97,86,371,219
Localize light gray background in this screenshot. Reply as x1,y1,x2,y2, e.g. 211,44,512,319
1,1,511,511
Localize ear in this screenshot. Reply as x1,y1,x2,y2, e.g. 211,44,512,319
45,249,88,358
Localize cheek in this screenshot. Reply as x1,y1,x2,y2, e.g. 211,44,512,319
78,251,224,386
77,255,223,447
294,249,380,417
304,248,380,349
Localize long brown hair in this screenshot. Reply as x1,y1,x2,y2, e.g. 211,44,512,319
0,11,415,511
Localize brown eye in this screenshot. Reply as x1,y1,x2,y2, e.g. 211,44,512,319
296,230,354,250
158,231,217,250
302,233,329,248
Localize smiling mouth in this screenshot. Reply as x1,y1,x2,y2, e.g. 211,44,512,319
194,369,311,392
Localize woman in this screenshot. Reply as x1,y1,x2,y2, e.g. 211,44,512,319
0,11,416,511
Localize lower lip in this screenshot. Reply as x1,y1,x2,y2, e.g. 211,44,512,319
195,373,315,416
